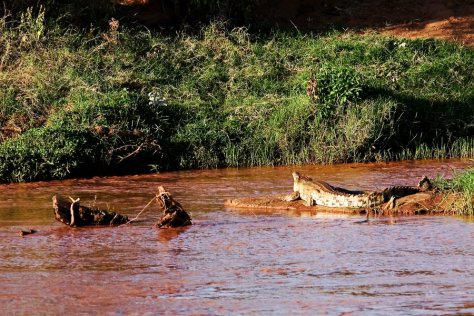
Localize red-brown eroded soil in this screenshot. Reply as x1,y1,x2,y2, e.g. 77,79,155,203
264,0,474,46
117,0,474,46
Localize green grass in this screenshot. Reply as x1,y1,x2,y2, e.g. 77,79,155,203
0,10,474,182
434,168,474,215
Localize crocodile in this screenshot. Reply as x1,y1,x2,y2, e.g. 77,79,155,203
283,171,432,208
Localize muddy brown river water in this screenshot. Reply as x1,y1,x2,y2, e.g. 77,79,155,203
1,159,474,315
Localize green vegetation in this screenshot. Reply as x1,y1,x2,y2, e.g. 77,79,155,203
434,168,474,215
0,7,474,182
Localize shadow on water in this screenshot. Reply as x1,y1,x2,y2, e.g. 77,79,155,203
156,225,191,243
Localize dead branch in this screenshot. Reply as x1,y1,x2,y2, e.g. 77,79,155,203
53,195,129,227
155,186,192,228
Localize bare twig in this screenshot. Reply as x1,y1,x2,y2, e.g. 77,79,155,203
117,142,146,164
120,196,156,226
68,197,80,226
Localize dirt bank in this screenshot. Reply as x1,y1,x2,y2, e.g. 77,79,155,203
118,0,474,46
263,0,474,46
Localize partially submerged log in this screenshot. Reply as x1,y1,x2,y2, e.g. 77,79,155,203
19,229,37,236
155,186,192,228
52,195,129,227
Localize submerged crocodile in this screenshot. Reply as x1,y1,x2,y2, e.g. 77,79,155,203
284,172,432,208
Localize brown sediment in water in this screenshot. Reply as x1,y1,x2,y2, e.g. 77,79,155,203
225,192,464,216
1,159,474,315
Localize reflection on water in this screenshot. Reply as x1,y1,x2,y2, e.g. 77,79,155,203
1,159,474,314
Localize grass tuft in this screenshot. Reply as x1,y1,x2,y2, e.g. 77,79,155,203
434,168,474,215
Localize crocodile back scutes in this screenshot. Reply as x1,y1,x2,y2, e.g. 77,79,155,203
293,172,423,208
297,177,374,207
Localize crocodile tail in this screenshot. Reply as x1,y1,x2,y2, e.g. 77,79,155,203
382,186,420,201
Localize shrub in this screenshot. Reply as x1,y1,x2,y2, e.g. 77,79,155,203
0,127,96,182
315,65,363,118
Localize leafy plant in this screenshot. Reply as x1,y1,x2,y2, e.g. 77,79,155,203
0,127,96,182
315,65,363,118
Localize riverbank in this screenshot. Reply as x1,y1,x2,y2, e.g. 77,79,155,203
0,9,473,182
225,193,451,216
225,167,474,216
225,190,474,216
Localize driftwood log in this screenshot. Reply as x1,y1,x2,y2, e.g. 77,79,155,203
52,195,129,227
155,186,192,228
19,229,37,236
